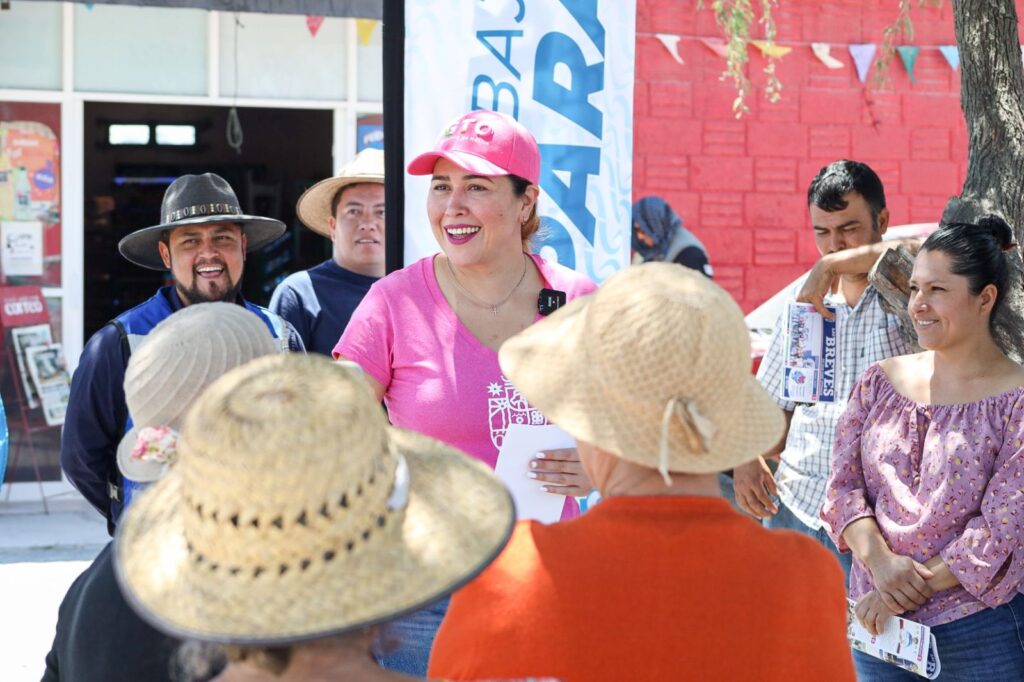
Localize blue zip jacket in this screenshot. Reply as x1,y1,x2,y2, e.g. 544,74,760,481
60,286,304,527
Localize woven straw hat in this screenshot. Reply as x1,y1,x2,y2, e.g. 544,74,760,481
295,149,385,237
114,353,514,645
116,303,279,483
499,262,784,477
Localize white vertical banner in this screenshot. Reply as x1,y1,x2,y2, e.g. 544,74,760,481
404,0,636,283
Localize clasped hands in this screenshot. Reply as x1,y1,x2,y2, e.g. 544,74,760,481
855,551,935,636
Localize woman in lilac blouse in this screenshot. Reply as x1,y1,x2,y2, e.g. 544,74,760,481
822,216,1024,680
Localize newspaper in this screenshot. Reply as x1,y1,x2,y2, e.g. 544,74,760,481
847,600,941,679
24,343,71,426
10,323,52,408
780,302,837,403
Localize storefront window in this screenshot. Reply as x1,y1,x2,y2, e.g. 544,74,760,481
74,4,208,95
0,1,63,91
219,13,347,101
357,20,383,103
0,102,62,289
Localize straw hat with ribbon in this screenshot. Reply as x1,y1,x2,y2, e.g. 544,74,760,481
295,148,385,237
499,262,785,483
118,173,286,271
116,302,280,485
114,353,515,645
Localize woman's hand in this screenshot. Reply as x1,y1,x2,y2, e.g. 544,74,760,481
855,590,901,636
529,448,592,497
866,551,935,613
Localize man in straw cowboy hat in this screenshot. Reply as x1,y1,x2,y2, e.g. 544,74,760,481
44,303,279,682
270,148,386,355
429,264,855,682
113,352,517,681
61,173,304,530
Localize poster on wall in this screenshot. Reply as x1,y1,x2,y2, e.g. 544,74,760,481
403,0,636,283
1,221,44,277
25,342,70,426
0,104,62,286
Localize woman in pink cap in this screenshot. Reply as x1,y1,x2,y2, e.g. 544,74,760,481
334,109,596,676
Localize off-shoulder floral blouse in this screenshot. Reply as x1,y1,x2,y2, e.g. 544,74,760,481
822,363,1024,626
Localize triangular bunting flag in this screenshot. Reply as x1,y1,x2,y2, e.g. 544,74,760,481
751,40,792,59
356,18,377,46
811,43,844,69
85,2,94,8
896,46,920,83
655,33,685,65
700,37,730,59
939,45,959,71
848,44,877,83
306,15,325,38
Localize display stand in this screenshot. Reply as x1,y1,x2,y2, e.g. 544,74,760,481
0,286,58,512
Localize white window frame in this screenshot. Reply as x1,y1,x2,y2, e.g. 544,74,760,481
0,3,382,499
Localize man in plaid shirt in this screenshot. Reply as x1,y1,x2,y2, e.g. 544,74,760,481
734,160,918,579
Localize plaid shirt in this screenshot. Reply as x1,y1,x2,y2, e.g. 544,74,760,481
756,286,910,530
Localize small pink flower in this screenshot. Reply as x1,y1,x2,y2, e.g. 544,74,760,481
129,425,179,464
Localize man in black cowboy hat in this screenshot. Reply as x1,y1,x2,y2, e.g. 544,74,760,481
61,173,304,529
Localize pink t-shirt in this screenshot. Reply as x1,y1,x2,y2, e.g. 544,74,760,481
335,254,596,518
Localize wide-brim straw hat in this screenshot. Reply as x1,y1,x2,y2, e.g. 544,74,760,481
499,262,784,476
119,173,286,270
114,354,514,645
116,303,279,483
295,148,385,237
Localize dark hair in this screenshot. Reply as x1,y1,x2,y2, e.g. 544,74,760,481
509,174,540,247
920,215,1015,331
807,160,887,229
329,182,382,217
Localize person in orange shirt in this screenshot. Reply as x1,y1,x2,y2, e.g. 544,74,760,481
428,263,855,682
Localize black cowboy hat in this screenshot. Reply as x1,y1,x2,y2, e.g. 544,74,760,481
118,173,286,270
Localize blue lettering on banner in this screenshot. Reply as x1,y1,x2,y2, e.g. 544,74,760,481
820,315,837,402
477,30,524,79
472,74,521,119
558,0,605,55
533,32,604,137
470,1,609,268
538,143,600,244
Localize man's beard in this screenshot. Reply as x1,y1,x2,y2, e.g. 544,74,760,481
174,263,243,304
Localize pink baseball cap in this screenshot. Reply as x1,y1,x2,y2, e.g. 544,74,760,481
407,110,541,184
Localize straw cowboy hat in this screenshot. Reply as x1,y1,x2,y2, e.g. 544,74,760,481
499,262,785,480
116,303,279,485
114,353,514,645
118,173,286,270
295,148,385,237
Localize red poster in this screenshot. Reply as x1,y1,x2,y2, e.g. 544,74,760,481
0,285,49,328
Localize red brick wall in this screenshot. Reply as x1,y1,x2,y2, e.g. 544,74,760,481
632,0,1011,312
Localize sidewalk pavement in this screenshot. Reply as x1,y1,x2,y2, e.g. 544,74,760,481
0,495,110,563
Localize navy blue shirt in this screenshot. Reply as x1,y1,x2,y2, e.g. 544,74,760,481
269,259,378,356
60,286,304,525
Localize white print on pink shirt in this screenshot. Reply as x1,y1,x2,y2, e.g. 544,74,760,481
488,375,548,450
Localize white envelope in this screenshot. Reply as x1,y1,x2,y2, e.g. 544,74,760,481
493,424,575,523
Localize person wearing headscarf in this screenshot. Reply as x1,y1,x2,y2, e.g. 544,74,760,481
631,196,712,277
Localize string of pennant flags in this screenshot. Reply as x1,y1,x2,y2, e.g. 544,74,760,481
648,32,967,84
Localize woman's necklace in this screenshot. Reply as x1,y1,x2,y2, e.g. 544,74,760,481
445,254,529,316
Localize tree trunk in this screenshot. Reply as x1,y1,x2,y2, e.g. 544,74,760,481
942,0,1024,228
869,0,1024,362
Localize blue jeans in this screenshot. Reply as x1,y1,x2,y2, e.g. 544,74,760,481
375,596,449,677
853,593,1024,680
764,498,853,584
